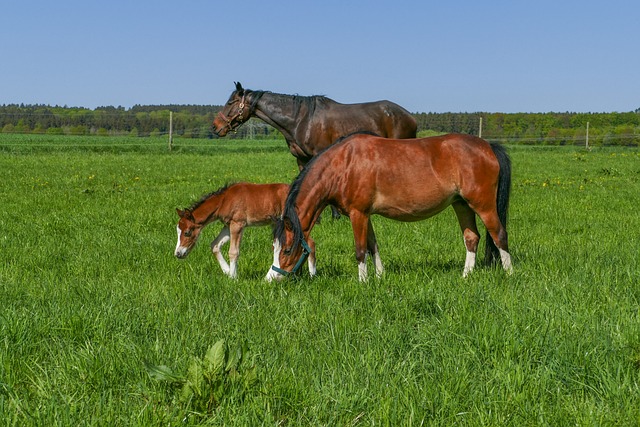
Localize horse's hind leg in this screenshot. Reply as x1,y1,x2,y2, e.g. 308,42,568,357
471,204,513,275
211,226,231,276
452,201,480,277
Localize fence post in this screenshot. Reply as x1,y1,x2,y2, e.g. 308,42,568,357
478,116,483,138
585,121,589,150
169,111,173,151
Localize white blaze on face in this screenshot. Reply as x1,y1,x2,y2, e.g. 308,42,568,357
174,225,189,258
265,238,284,282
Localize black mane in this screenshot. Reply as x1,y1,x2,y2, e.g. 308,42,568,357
273,131,380,249
242,87,332,118
273,161,313,251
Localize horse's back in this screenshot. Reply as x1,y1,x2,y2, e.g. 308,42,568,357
331,100,417,139
317,133,500,220
335,132,493,160
222,182,289,224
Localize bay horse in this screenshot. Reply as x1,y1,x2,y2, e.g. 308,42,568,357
175,182,316,279
212,82,418,218
265,133,513,282
212,82,417,166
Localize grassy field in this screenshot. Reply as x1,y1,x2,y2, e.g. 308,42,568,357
1,134,639,425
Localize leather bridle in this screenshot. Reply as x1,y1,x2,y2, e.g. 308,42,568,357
216,93,247,133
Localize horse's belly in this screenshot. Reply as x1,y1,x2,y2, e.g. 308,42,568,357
372,193,455,222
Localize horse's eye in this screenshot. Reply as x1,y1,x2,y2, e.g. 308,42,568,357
184,230,192,237
283,248,292,255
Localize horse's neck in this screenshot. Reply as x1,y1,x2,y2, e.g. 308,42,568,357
192,195,222,224
296,176,329,232
253,92,310,142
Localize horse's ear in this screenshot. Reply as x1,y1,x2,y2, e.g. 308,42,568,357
235,81,243,92
177,208,192,219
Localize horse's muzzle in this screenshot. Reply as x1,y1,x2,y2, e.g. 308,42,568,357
211,123,227,137
265,267,284,282
174,247,189,259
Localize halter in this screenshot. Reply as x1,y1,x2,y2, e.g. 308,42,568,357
216,93,246,133
216,91,267,134
270,237,311,277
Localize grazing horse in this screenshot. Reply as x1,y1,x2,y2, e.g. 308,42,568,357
265,133,513,282
175,182,316,279
212,82,417,167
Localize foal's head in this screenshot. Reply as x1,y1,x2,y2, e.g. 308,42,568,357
212,82,253,137
174,209,204,258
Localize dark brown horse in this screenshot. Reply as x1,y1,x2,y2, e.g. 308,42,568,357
212,82,417,167
265,133,513,282
175,182,316,279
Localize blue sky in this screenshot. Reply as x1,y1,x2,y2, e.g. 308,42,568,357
2,0,638,113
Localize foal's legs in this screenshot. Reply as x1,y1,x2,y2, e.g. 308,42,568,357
211,226,231,276
227,222,245,279
452,201,481,277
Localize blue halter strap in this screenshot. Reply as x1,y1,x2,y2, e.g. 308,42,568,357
270,238,311,277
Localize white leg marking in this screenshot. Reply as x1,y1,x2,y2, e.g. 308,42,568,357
463,250,476,278
265,239,284,282
499,248,513,275
211,228,231,275
373,250,384,278
307,254,317,278
358,255,368,282
229,260,238,279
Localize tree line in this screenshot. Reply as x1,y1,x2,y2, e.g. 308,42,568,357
1,104,639,145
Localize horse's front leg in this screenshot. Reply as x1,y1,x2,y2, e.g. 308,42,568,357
211,226,231,276
366,219,384,278
307,237,317,277
349,211,370,281
227,222,245,279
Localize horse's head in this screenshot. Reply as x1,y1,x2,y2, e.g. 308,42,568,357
265,217,311,281
212,82,253,137
174,208,204,258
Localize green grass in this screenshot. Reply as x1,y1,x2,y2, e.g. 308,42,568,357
1,135,639,425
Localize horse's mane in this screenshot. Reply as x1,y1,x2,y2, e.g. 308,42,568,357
273,159,315,251
246,90,266,111
186,183,234,211
273,131,380,249
273,141,333,250
247,89,332,118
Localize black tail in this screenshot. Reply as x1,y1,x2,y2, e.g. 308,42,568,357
485,143,511,265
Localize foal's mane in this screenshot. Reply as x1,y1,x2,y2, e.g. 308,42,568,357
186,183,233,211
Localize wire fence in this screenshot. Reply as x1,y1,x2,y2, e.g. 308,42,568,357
1,112,640,147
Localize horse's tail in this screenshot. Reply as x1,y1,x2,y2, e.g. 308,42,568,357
485,142,511,265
